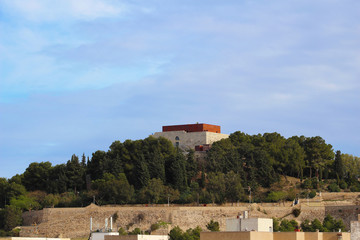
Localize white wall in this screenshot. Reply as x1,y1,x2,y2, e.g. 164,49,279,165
257,218,273,232
351,221,360,240
226,218,241,231
91,232,119,240
225,218,273,232
240,218,258,232
12,238,70,240
137,235,169,240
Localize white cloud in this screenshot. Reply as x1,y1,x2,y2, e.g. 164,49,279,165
2,0,128,22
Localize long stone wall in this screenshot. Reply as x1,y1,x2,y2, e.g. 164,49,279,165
19,199,359,239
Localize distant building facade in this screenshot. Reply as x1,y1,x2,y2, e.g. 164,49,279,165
152,123,229,150
201,231,349,240
106,235,169,240
226,218,273,232
351,214,360,240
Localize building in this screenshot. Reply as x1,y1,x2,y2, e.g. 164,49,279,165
105,235,169,240
152,123,229,150
351,214,360,240
91,233,119,240
226,217,273,232
200,231,349,240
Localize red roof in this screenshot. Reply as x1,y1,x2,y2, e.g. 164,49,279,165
162,123,221,133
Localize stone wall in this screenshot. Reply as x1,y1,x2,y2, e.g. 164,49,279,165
152,131,228,150
19,201,359,238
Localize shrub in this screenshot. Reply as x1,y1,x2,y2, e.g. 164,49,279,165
292,208,301,217
118,227,127,235
206,220,220,232
150,223,160,232
309,190,316,198
339,180,348,189
350,185,360,192
302,179,312,189
311,177,319,189
273,218,280,232
129,228,142,235
266,191,287,202
112,213,119,223
328,183,340,192
286,188,296,201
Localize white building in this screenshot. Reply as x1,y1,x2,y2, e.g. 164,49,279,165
152,123,229,150
226,212,273,232
105,235,169,240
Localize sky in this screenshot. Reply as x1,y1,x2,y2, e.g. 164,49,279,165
1,0,360,179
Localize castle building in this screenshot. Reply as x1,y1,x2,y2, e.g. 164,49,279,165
152,123,229,151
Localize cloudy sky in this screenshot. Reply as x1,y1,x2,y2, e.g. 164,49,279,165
1,0,359,178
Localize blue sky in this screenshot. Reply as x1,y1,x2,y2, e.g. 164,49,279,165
1,0,360,179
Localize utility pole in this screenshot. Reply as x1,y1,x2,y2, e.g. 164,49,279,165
248,186,251,203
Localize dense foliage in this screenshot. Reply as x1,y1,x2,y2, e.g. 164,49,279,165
1,131,359,235
274,214,345,232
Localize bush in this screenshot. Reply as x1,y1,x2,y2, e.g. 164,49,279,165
118,227,127,235
266,191,287,202
311,177,319,189
150,223,160,232
206,220,220,232
302,179,312,189
339,180,348,189
292,208,301,217
309,190,316,198
350,185,360,192
273,218,280,232
328,183,340,192
286,188,296,201
0,230,9,237
129,228,142,235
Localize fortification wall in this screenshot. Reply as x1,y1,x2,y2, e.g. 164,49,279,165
20,200,359,239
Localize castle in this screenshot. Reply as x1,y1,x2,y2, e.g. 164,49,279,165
152,123,229,151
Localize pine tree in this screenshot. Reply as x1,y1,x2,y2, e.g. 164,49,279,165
334,150,344,180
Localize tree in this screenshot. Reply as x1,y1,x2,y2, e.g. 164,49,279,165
9,195,40,211
303,137,334,180
273,218,280,232
87,151,106,181
4,205,22,231
23,162,52,192
284,138,306,179
185,149,198,184
0,178,9,208
148,149,166,182
279,219,298,232
139,178,164,204
169,226,184,240
206,220,220,232
162,186,180,203
311,219,324,232
225,171,244,203
49,164,68,193
133,154,150,189
92,173,134,204
167,150,187,191
301,218,323,232
301,219,312,232
66,154,85,192
43,194,60,208
323,214,345,232
185,226,202,240
206,172,226,204
334,150,344,180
